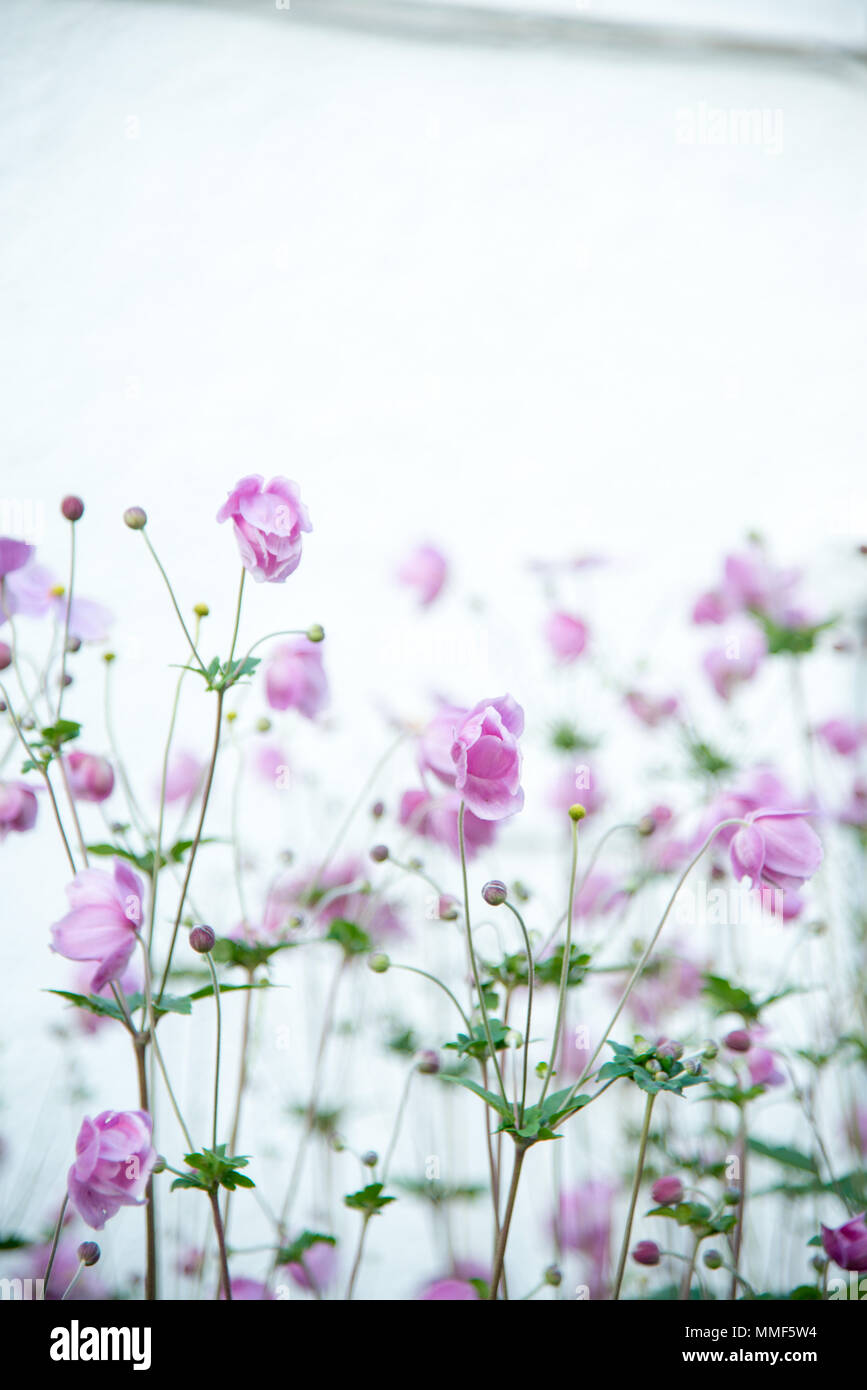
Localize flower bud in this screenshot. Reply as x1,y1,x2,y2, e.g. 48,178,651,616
368,953,390,974
702,1042,718,1061
703,1249,723,1270
544,1265,562,1286
61,495,84,522
190,925,216,954
723,1187,741,1206
724,1029,751,1053
371,800,385,819
370,844,389,863
0,642,11,672
193,602,210,617
255,717,272,733
482,880,507,907
77,1241,100,1266
651,1175,684,1206
568,803,586,822
417,1050,440,1075
306,624,325,643
438,895,459,921
151,1155,167,1174
123,506,147,530
656,1039,683,1061
361,1150,378,1168
632,1240,661,1267
103,651,116,664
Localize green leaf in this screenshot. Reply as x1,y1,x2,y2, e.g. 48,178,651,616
344,1183,395,1215
39,719,81,748
325,919,372,957
439,1074,514,1120
747,1138,819,1175
277,1231,337,1265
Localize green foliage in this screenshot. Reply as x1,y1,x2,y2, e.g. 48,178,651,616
597,1039,708,1098
325,918,372,957
344,1183,395,1216
170,1145,254,1194
276,1231,336,1265
444,1019,510,1063
86,837,219,876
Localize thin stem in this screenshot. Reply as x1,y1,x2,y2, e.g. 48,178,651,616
209,1189,232,1299
133,1038,157,1301
206,954,223,1149
0,681,77,873
141,530,208,674
311,731,406,893
55,522,75,722
503,901,534,1123
157,689,225,1002
613,1091,655,1300
381,1064,416,1184
41,1194,69,1299
345,1214,372,1301
535,820,640,962
538,815,579,1109
61,1261,85,1300
489,1144,526,1300
388,963,473,1035
680,1234,701,1301
227,568,246,670
457,802,508,1107
137,937,195,1151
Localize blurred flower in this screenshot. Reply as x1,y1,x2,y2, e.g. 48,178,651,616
160,751,204,804
29,1237,106,1300
651,1176,684,1206
398,788,496,859
265,637,328,718
221,1278,275,1299
1,561,112,640
625,690,679,728
418,1276,480,1300
554,1181,615,1299
545,611,588,662
632,1240,661,1267
572,871,625,920
64,752,114,803
67,1110,156,1230
282,1239,338,1293
51,860,145,991
703,627,766,700
417,701,469,786
0,537,34,579
217,475,311,583
747,1047,786,1089
816,718,865,757
549,764,604,818
279,857,405,943
450,695,524,821
397,544,447,606
629,951,702,1031
821,1214,867,1273
693,545,801,626
0,781,38,839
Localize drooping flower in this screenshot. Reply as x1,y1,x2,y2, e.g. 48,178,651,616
450,695,524,821
544,611,588,663
821,1214,867,1273
51,861,145,992
398,788,496,859
64,752,114,803
417,701,469,787
397,544,447,606
703,627,766,700
67,1110,156,1230
0,782,38,839
265,637,328,718
729,811,823,912
217,475,311,583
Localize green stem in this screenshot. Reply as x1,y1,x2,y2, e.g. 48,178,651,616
613,1091,655,1300
206,954,223,1149
41,1194,69,1299
503,901,534,1123
457,802,508,1107
538,815,580,1109
489,1144,527,1300
141,530,208,674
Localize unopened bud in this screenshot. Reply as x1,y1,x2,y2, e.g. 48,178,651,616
306,624,325,643
568,804,586,822
193,602,210,617
76,1241,100,1266
0,643,11,672
123,506,147,530
417,1050,440,1075
482,880,507,907
255,717,272,733
438,895,459,921
190,925,216,954
632,1240,661,1267
724,1029,751,1053
368,953,390,974
703,1249,723,1270
361,1150,378,1168
370,844,389,863
544,1264,562,1286
371,800,385,819
61,495,85,522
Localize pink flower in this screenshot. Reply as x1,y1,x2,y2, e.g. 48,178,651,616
703,627,766,700
417,701,469,787
281,857,405,943
282,1239,338,1293
1,561,112,640
217,475,311,584
397,544,447,606
821,1214,867,1272
625,690,679,728
265,637,328,718
222,1278,275,1300
67,1110,156,1230
545,611,588,663
449,695,524,821
71,959,142,1034
632,1240,661,1267
398,788,496,859
0,781,38,838
554,1182,615,1297
160,751,204,804
0,537,34,579
549,764,604,818
418,1277,480,1301
694,546,801,626
816,718,864,757
747,1047,786,1089
51,861,145,992
572,872,624,920
729,812,823,907
692,590,729,624
64,752,115,803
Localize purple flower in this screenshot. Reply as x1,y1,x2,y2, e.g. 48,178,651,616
65,752,115,803
821,1214,867,1272
397,544,448,606
51,861,145,992
0,537,34,579
67,1110,156,1230
418,1276,480,1301
545,611,588,663
747,1047,786,1089
399,788,497,859
265,637,328,718
282,1239,338,1293
1,561,112,640
159,750,204,804
625,690,679,728
217,475,311,584
632,1240,661,1267
0,781,38,839
221,1278,275,1299
816,718,864,757
449,695,524,821
417,701,470,787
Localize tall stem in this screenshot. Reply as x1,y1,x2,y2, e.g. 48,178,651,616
457,802,508,1106
41,1194,69,1299
209,1189,232,1300
489,1144,526,1300
538,815,579,1109
134,1038,157,1300
206,954,223,1149
612,1091,655,1300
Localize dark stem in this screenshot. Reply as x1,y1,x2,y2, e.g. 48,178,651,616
134,1038,157,1301
489,1144,527,1300
209,1188,232,1300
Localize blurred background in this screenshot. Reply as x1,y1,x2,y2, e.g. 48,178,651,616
1,0,866,1299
